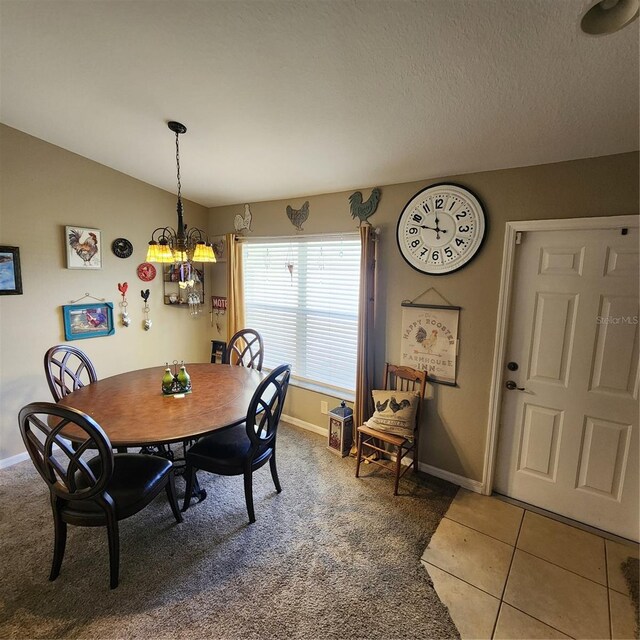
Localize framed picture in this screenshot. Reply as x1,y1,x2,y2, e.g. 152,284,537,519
0,246,23,295
210,235,227,263
65,226,102,269
62,303,115,340
400,302,461,386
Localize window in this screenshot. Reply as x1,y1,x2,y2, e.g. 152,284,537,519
242,236,361,393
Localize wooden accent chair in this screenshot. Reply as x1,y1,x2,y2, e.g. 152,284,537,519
355,363,428,495
223,328,264,371
182,364,291,523
18,402,182,589
44,345,98,401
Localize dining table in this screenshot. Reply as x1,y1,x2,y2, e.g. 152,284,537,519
57,363,266,501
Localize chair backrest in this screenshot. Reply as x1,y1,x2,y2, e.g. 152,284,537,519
245,364,291,448
44,345,98,401
224,329,264,371
384,363,428,428
18,401,114,501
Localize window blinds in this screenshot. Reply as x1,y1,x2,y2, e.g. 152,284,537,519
242,237,361,392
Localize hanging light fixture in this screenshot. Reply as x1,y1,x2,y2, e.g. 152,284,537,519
146,121,216,268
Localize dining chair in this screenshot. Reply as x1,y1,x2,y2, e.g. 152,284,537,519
223,328,264,371
18,401,183,589
355,363,428,495
44,344,98,401
182,363,291,523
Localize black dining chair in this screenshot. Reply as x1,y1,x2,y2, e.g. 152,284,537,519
18,402,183,589
182,363,291,523
223,328,264,371
44,344,98,401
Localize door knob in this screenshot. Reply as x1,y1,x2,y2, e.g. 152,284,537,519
507,362,519,371
505,380,526,391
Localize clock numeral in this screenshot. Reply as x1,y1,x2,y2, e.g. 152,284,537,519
435,198,444,209
422,203,430,214
420,247,429,258
455,211,468,220
444,247,453,258
458,225,470,233
455,238,465,247
412,213,423,223
432,250,440,261
449,201,456,210
410,239,420,248
408,227,418,235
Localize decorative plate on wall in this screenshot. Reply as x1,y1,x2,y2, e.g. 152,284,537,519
136,262,156,282
111,238,133,259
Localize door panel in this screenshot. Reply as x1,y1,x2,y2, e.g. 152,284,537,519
495,224,639,541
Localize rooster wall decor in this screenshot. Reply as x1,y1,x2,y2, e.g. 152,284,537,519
141,289,152,331
234,204,253,233
349,187,381,226
286,200,309,231
65,226,102,269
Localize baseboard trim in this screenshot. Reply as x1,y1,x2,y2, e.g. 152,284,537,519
281,414,327,438
0,450,29,470
417,461,483,493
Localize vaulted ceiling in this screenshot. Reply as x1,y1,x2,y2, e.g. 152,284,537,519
1,0,638,207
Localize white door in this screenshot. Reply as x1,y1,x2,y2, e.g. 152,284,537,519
494,222,639,541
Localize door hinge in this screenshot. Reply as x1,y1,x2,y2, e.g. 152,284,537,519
515,231,523,245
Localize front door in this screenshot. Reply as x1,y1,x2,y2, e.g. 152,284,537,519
494,221,639,541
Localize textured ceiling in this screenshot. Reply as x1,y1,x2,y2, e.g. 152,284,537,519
1,0,638,207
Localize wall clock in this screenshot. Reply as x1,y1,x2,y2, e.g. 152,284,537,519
396,183,486,275
136,262,156,282
111,237,133,259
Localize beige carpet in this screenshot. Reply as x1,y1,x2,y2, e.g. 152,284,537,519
0,423,459,639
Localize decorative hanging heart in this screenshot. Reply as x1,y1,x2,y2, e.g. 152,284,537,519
118,282,128,295
141,289,150,303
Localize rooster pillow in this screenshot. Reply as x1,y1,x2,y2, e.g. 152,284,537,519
365,390,420,440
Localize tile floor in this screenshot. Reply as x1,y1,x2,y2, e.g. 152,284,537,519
422,489,639,639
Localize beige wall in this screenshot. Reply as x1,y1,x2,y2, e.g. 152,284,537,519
207,152,639,482
0,125,211,460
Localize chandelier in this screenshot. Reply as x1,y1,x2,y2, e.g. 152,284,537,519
146,121,216,266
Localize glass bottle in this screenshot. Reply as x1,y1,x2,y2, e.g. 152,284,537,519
177,363,191,391
162,365,174,394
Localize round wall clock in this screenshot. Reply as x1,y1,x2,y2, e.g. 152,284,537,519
136,262,156,282
396,183,486,275
111,237,133,259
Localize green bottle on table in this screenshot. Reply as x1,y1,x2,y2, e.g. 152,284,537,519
162,366,174,394
177,363,191,392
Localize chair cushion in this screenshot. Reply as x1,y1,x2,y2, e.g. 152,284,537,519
364,389,420,439
186,423,270,472
63,453,172,522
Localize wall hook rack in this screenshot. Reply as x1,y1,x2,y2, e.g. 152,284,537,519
68,292,106,304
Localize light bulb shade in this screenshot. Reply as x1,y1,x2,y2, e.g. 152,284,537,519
173,248,188,263
146,242,159,262
192,242,209,262
157,243,175,263
207,244,217,262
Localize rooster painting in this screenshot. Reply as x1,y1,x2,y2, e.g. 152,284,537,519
67,228,100,268
416,326,439,352
286,200,309,231
349,187,381,226
234,204,252,233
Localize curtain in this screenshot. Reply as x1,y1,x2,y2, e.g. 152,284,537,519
352,224,377,451
226,233,245,344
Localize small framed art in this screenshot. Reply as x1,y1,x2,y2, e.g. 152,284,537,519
62,303,115,340
65,226,102,269
0,246,23,295
210,235,227,263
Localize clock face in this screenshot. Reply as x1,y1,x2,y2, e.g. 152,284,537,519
136,262,156,282
111,237,133,259
396,184,486,275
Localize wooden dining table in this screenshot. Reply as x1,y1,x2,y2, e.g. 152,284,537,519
57,363,265,448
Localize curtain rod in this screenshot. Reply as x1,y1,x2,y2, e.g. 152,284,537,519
235,232,361,243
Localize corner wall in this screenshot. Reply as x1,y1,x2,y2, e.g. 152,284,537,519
207,152,639,484
0,125,212,461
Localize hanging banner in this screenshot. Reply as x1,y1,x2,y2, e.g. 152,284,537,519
400,303,460,386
